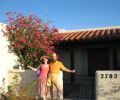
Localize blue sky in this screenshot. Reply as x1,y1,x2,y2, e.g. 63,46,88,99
0,0,120,30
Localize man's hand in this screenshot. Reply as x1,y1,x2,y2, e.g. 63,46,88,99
71,69,75,73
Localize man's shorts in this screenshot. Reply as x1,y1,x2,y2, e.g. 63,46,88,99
47,73,59,86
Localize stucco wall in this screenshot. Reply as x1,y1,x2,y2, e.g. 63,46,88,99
7,69,63,99
0,23,17,92
7,69,38,96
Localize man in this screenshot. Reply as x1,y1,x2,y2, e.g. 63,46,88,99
47,52,75,100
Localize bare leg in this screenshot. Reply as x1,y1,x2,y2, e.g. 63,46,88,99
54,82,63,100
46,86,49,96
46,86,51,99
50,84,53,100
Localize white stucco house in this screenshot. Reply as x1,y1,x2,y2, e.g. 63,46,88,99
0,23,17,92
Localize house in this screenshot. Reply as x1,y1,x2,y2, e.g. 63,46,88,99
0,23,17,92
55,26,120,99
1,23,120,99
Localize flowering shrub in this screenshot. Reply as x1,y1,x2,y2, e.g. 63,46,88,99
4,12,61,68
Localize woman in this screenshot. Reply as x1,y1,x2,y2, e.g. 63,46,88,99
27,55,49,100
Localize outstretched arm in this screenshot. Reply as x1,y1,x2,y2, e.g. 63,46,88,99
64,68,75,73
60,62,75,73
27,65,37,71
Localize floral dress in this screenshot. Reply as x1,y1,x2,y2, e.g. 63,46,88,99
38,64,49,97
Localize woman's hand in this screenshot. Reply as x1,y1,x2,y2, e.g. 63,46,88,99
27,65,31,69
27,65,37,71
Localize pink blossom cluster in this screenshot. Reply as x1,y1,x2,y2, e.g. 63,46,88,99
4,12,61,68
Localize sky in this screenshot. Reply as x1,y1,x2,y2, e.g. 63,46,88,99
0,0,120,30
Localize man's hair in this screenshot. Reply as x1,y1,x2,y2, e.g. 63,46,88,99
52,52,61,60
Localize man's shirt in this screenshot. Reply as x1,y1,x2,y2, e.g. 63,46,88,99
49,60,66,74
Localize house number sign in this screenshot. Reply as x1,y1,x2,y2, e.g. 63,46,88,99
100,73,117,79
96,71,120,100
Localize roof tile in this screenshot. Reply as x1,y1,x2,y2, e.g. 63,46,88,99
59,27,120,42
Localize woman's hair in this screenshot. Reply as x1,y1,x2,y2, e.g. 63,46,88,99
40,56,49,64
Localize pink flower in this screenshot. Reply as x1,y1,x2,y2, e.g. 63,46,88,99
44,25,49,30
21,15,25,19
36,31,41,38
29,16,33,21
12,26,17,30
9,17,13,21
16,32,19,36
50,46,54,49
21,23,26,28
45,48,53,54
49,41,53,45
53,28,58,33
19,38,26,44
29,25,32,29
14,43,22,49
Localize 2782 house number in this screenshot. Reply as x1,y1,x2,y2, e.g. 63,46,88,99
100,74,117,79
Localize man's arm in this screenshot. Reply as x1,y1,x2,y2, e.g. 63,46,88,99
64,68,75,73
60,62,75,73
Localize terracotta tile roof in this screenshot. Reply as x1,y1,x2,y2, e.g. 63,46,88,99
59,26,120,42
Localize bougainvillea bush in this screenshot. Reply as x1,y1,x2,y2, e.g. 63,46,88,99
4,12,61,68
